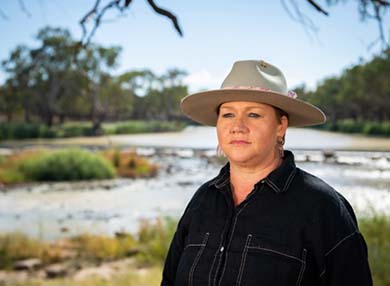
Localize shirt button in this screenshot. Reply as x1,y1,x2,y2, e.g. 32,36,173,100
220,246,224,252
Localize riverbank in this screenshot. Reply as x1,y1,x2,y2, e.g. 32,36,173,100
0,213,389,286
0,148,389,241
0,120,186,140
2,127,390,151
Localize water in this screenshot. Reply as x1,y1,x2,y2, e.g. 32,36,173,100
0,127,389,240
15,126,390,151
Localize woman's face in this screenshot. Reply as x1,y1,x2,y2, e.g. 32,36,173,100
216,101,288,168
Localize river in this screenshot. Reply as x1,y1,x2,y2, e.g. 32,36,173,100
0,127,389,240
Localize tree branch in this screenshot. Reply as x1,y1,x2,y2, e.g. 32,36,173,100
0,8,9,20
18,0,31,18
79,0,182,46
306,0,329,16
145,0,183,36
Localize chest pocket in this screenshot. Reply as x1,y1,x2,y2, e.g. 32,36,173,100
237,234,307,286
175,232,210,286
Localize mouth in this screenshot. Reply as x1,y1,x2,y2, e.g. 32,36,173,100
229,140,251,145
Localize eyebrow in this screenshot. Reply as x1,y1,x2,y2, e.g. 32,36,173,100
219,105,266,111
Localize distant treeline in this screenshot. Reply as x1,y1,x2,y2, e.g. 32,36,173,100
0,26,389,137
0,27,190,136
296,49,390,135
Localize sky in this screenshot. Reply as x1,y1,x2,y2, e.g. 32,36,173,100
0,0,389,93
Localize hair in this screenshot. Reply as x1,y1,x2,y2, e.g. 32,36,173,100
274,106,289,123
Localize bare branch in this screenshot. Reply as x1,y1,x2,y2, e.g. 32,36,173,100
79,0,102,45
306,0,329,16
18,0,31,18
281,0,319,34
145,0,183,36
79,0,182,46
0,8,9,20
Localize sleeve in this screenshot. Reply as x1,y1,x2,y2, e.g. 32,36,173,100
160,185,206,286
316,194,373,286
161,217,188,286
319,231,372,286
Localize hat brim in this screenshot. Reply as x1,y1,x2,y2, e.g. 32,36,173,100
180,89,326,127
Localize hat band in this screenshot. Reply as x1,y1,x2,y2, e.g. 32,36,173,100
222,85,298,99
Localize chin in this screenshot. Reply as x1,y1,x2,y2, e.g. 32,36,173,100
225,154,255,165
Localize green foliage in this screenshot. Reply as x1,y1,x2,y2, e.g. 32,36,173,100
102,150,158,178
298,49,390,132
359,214,390,286
14,266,163,286
71,233,137,262
0,120,186,140
136,218,177,265
19,149,115,181
107,120,186,134
313,120,390,136
0,232,46,269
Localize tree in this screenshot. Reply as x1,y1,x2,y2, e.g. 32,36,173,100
77,0,390,48
304,48,390,122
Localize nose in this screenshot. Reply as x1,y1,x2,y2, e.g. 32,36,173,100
230,116,249,134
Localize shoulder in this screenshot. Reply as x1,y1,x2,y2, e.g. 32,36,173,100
183,175,219,213
292,168,358,230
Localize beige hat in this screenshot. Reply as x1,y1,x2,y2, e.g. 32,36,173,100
180,59,326,127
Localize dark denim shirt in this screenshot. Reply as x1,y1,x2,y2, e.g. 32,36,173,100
161,151,372,286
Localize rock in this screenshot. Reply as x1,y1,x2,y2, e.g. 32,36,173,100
13,258,42,271
0,270,29,284
45,263,68,278
323,149,336,161
73,266,113,281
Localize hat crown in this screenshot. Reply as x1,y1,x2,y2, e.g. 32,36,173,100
221,60,288,94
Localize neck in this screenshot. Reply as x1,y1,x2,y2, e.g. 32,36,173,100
228,154,282,206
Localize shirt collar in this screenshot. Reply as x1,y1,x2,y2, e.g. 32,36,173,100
209,150,297,194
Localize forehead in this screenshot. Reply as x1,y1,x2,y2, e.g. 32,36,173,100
219,101,274,110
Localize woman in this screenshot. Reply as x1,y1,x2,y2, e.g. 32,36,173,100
161,59,372,286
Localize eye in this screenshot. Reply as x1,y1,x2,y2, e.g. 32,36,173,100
221,112,234,118
248,112,261,118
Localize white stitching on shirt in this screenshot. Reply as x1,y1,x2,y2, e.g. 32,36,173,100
296,248,307,286
184,243,207,250
246,246,303,263
189,232,210,286
283,168,297,192
236,234,252,286
209,222,229,286
325,231,358,256
319,231,358,278
217,202,251,286
266,178,280,193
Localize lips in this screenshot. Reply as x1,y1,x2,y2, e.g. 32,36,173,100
230,140,251,145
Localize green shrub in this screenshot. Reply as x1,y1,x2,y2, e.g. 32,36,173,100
0,232,46,269
19,149,115,181
311,120,390,136
62,125,93,137
72,233,137,262
106,120,186,135
359,214,390,286
136,218,177,265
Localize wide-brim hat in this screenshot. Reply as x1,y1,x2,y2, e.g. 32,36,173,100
180,60,326,127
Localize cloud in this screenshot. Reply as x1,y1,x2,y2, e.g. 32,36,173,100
184,69,223,93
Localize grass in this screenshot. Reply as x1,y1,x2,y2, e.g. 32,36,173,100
359,214,390,286
0,214,388,285
0,218,176,270
71,233,138,262
11,265,163,286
